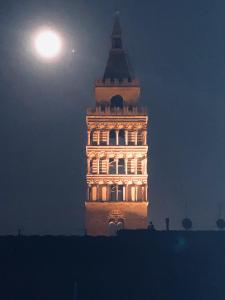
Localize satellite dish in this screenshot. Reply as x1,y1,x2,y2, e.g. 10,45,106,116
182,218,192,230
216,218,225,230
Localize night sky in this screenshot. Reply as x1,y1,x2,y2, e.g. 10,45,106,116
0,0,224,234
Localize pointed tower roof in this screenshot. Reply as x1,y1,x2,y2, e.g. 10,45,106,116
103,12,134,81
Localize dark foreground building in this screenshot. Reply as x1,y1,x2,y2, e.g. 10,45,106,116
0,231,225,300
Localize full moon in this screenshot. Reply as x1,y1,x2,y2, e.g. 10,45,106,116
34,29,62,59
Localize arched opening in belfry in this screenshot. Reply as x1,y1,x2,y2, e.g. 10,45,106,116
110,95,124,109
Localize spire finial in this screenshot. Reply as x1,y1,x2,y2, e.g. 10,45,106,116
111,11,122,49
112,10,122,37
115,9,120,16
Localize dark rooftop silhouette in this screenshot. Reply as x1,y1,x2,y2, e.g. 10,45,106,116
0,231,225,300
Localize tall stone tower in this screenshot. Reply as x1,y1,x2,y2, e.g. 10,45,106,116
85,14,148,236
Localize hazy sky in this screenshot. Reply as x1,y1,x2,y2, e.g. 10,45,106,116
0,0,224,234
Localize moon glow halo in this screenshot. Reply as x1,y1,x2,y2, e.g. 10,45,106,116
34,29,62,59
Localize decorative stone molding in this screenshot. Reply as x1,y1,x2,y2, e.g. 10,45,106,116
87,121,147,131
86,148,147,160
86,175,148,185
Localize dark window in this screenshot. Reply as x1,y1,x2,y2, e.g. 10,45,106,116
118,185,123,201
108,220,117,236
110,185,117,201
118,159,125,174
100,105,105,112
110,95,124,109
113,38,122,49
117,219,124,231
109,130,116,145
118,130,125,145
109,158,116,174
109,185,124,201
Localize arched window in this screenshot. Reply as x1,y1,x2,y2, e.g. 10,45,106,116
118,159,125,174
110,185,117,201
109,185,124,201
108,220,117,236
117,219,124,231
109,158,116,174
117,185,123,201
110,95,124,109
109,130,116,145
118,129,125,145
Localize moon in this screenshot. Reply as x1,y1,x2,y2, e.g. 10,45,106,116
34,29,62,59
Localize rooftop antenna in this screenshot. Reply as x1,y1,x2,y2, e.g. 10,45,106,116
165,217,170,231
182,198,192,230
17,224,24,236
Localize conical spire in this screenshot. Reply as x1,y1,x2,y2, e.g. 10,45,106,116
103,12,134,82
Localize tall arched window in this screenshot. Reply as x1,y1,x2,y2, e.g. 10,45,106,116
110,185,117,201
118,129,125,145
109,158,116,174
110,95,124,109
108,220,117,236
117,219,124,231
109,130,116,145
118,159,125,174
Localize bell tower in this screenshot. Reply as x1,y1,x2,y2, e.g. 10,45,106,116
85,14,148,236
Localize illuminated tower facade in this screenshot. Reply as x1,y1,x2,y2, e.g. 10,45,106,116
85,15,148,236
